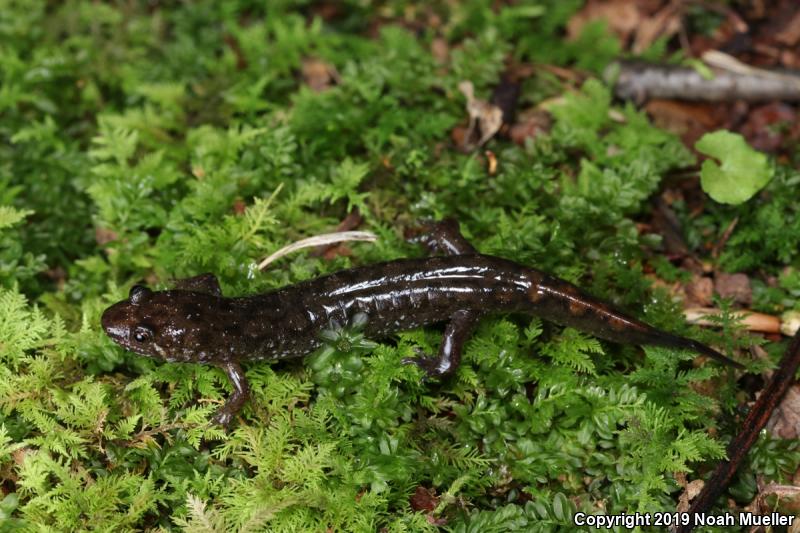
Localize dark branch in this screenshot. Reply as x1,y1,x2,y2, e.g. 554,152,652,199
673,331,800,533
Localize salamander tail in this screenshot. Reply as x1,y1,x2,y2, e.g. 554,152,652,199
672,337,744,370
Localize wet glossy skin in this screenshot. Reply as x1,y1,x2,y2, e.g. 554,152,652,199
101,220,743,426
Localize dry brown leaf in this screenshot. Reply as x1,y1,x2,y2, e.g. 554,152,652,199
232,198,247,215
740,102,798,152
677,479,706,512
509,108,552,145
632,3,682,54
645,99,718,146
458,80,503,149
302,58,340,92
451,124,469,148
746,482,800,517
431,38,449,63
409,486,438,512
767,385,800,439
95,227,118,246
684,275,714,307
12,447,30,466
775,9,800,46
567,0,641,44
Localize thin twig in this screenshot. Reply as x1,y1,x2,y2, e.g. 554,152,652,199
712,217,738,259
609,57,800,103
115,422,193,447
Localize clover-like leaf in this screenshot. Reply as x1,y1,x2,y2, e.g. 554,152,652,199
695,130,773,205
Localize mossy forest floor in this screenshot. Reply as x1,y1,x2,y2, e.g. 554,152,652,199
2,1,800,531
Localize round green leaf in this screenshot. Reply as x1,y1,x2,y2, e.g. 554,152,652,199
695,130,773,205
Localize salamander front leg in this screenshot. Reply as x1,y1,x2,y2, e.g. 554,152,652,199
402,220,481,378
210,360,250,427
172,273,222,296
403,309,481,378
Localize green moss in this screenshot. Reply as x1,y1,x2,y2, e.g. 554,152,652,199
1,1,798,531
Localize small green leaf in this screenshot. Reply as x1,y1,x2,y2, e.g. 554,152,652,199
551,492,568,521
695,130,773,205
0,206,33,230
684,58,714,80
0,492,19,517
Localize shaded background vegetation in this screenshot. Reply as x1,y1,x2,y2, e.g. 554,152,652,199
1,1,799,531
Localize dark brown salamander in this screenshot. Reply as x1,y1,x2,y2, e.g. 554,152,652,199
101,220,743,426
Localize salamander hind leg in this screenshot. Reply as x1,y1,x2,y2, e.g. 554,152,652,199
406,218,477,256
402,309,481,378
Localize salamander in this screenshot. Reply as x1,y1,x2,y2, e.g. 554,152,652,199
101,219,743,426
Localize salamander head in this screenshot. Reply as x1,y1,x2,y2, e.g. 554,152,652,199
101,284,232,363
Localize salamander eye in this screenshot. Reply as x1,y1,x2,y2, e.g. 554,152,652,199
133,326,154,343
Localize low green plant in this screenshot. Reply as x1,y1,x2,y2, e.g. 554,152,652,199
2,1,798,531
695,130,774,205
